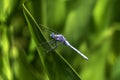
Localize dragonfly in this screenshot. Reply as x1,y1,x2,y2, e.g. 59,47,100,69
38,23,88,60
49,32,88,60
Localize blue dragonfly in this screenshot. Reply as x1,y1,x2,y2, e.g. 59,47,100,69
49,32,88,60
39,24,88,60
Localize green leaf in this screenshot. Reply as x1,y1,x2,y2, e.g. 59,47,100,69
22,1,81,80
0,0,20,22
111,57,120,80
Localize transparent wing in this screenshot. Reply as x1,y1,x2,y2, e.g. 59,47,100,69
39,23,59,34
39,39,63,53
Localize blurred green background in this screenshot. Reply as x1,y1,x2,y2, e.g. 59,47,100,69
0,0,120,80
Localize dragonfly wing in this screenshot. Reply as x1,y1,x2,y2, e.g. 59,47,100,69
39,23,59,34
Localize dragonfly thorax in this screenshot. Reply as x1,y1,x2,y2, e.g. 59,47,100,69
50,32,67,44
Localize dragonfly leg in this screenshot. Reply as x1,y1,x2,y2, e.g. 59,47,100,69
46,40,58,53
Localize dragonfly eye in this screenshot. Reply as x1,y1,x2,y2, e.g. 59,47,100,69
50,32,55,38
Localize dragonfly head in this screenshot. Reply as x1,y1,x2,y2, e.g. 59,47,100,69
50,32,55,38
